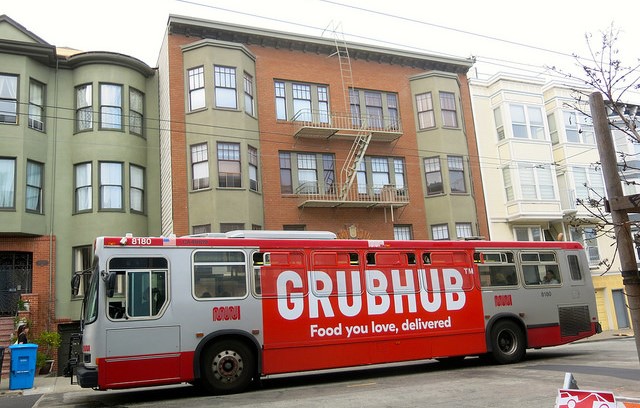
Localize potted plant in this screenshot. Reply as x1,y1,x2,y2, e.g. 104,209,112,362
34,330,62,375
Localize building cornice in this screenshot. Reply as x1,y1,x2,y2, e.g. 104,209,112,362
168,15,474,74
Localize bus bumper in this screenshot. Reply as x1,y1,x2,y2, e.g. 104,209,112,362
76,364,98,389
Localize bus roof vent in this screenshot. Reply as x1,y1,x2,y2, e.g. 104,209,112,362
224,230,337,240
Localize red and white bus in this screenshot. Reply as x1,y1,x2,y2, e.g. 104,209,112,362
74,231,601,394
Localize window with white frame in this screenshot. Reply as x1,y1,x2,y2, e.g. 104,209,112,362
371,157,390,193
431,224,449,240
188,66,205,111
0,74,18,124
571,227,600,265
350,88,361,127
100,84,123,130
322,154,335,194
214,65,237,109
99,162,123,210
279,152,336,195
217,142,241,188
130,164,144,213
518,162,556,200
416,92,435,129
502,166,514,201
365,91,384,128
424,156,443,195
548,112,559,144
248,146,258,192
0,158,16,208
394,159,405,192
292,83,312,121
318,86,329,123
456,223,473,239
297,153,318,193
76,84,92,131
25,160,43,213
510,104,545,140
191,143,209,190
573,166,605,203
244,72,254,116
448,156,466,193
275,81,332,123
129,88,144,136
564,111,595,144
357,160,367,194
388,94,399,130
28,80,45,131
514,226,542,241
494,107,505,141
275,81,287,120
279,152,293,194
440,92,458,127
351,89,398,129
357,156,405,196
394,225,413,240
74,162,92,212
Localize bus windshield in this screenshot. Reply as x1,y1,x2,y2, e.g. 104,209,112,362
83,261,100,325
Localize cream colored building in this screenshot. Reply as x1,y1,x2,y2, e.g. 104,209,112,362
470,73,631,331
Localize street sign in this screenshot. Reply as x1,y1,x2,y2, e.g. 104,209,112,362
556,389,616,408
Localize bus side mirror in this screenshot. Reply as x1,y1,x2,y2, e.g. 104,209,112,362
106,272,117,298
71,273,81,297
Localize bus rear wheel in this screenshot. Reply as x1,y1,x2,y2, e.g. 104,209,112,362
489,320,525,364
201,340,255,395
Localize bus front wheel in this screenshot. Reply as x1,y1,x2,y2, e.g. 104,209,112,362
201,340,255,394
489,320,525,364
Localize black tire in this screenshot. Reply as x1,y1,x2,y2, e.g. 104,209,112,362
201,340,255,395
489,320,526,364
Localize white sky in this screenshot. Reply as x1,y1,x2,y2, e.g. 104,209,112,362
3,0,639,93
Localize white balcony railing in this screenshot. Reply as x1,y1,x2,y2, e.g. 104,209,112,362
295,182,409,208
291,109,402,142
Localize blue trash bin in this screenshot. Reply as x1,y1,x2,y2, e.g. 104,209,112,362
9,344,38,390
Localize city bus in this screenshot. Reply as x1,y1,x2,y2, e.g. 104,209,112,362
73,231,600,394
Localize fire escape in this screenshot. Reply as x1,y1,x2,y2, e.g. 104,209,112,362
293,28,407,210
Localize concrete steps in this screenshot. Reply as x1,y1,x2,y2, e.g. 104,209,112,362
0,316,15,379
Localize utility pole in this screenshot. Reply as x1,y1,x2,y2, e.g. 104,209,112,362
590,91,640,363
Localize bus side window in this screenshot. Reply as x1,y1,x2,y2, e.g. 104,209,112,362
107,257,168,320
541,265,560,285
568,254,583,280
366,253,376,265
422,253,431,264
523,265,540,285
193,251,247,299
107,271,126,319
253,252,264,295
480,265,517,286
406,253,416,265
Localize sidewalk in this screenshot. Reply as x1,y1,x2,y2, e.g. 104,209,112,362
0,330,636,398
0,372,81,397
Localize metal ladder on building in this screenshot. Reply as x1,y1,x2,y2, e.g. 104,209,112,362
328,24,372,200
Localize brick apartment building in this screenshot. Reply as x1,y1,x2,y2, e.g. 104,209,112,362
158,16,489,240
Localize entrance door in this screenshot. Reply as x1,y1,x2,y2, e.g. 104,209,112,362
0,252,32,316
612,289,630,329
